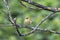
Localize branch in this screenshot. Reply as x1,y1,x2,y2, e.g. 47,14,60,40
3,0,23,36
0,23,60,34
18,0,42,10
22,12,56,36
23,26,60,34
19,0,60,12
3,0,60,36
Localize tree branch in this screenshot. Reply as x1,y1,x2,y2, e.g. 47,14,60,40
22,12,56,36
18,0,42,10
19,0,60,12
0,23,60,34
3,0,23,36
3,0,60,37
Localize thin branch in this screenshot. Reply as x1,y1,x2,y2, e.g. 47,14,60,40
21,0,60,12
3,0,14,24
3,0,23,36
24,26,60,34
20,12,56,36
1,23,60,34
3,0,60,37
18,0,42,10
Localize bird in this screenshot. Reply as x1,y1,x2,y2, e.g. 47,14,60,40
24,16,32,26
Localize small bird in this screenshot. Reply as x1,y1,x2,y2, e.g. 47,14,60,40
24,16,32,26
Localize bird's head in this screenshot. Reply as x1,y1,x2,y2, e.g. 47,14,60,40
25,16,30,19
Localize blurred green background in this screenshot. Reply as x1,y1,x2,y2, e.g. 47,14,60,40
0,0,60,40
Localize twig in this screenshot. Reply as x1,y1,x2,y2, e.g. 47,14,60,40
3,0,60,37
21,0,60,12
18,0,42,10
23,26,60,34
1,23,60,34
21,12,56,36
3,0,23,36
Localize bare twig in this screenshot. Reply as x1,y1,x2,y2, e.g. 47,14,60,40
24,26,60,34
3,0,60,37
21,0,60,12
18,0,42,10
1,23,60,34
3,0,23,36
21,12,56,36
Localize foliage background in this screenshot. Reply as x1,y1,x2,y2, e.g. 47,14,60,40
0,0,60,40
